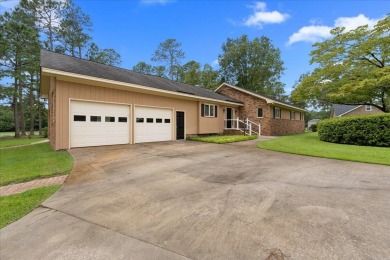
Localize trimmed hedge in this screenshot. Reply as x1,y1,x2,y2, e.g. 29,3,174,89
318,114,390,147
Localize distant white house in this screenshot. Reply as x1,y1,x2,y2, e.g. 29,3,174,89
307,119,320,128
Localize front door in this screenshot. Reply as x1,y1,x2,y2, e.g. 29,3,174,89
226,108,233,128
176,111,185,140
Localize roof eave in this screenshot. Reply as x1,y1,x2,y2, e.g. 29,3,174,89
41,67,243,106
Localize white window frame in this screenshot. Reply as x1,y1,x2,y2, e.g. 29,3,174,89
365,105,372,111
204,104,216,117
257,108,263,118
274,107,281,119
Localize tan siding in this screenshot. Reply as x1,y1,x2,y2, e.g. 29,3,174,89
344,105,384,117
198,103,225,134
55,80,213,149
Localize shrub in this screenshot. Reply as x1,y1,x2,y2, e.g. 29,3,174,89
318,114,390,147
309,124,317,132
42,127,48,138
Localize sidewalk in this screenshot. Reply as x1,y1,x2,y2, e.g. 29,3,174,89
0,175,68,196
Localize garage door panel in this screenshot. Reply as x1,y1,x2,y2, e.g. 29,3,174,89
70,101,130,148
134,106,172,143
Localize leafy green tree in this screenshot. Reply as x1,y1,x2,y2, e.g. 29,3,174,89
151,38,185,80
57,0,92,58
179,60,201,86
86,43,122,66
133,61,154,75
21,0,62,51
152,66,166,78
291,15,390,112
218,34,286,99
0,7,40,137
200,64,219,90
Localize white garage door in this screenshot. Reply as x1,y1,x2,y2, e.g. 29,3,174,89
70,101,130,148
134,106,172,143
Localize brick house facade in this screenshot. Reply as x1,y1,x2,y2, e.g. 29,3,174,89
216,83,305,136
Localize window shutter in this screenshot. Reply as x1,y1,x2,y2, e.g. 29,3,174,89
273,107,276,118
215,105,218,117
201,104,205,117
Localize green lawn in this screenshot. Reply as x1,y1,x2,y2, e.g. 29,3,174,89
0,185,60,229
0,131,40,137
187,134,258,144
0,143,73,186
0,136,46,147
257,132,390,165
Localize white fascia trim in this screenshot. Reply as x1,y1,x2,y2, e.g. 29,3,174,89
338,105,362,117
215,83,305,112
42,68,242,107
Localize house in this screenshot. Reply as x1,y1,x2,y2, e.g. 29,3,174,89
331,104,383,118
307,119,320,128
40,50,305,150
215,83,305,136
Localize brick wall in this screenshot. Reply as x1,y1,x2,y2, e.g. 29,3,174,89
218,86,305,136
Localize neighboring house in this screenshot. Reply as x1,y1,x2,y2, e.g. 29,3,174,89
331,104,383,118
215,83,305,136
40,50,305,150
307,119,320,128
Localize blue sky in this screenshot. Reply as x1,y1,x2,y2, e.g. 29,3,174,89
1,0,389,94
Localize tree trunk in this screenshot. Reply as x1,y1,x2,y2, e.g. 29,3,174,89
19,80,26,136
13,76,20,138
37,73,43,135
29,73,35,136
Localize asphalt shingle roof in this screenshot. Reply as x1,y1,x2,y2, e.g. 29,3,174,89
40,50,240,104
332,104,360,116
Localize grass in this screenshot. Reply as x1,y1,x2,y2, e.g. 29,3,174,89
0,185,60,229
187,134,258,144
0,136,46,147
0,131,39,137
257,132,390,166
0,143,73,186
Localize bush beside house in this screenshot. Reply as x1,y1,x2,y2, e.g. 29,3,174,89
318,114,390,147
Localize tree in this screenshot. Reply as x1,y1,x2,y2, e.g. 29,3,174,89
200,64,219,90
0,7,40,137
218,34,286,99
179,60,201,86
151,38,185,80
57,0,92,58
133,61,153,75
291,15,390,112
21,0,62,51
86,43,122,66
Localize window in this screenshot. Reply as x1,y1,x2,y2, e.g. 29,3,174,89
105,116,115,122
201,104,217,117
74,115,86,121
274,107,280,119
146,118,153,123
156,118,162,123
136,118,144,123
290,111,295,120
164,119,170,123
118,117,127,123
365,105,372,111
257,108,263,118
90,116,101,122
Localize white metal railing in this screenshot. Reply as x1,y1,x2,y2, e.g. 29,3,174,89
224,117,261,136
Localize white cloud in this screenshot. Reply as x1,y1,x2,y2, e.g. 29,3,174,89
244,1,289,28
139,0,174,5
334,14,380,31
211,59,219,67
288,25,332,45
0,0,19,13
288,14,381,45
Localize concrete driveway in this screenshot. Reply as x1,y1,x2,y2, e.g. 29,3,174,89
1,140,390,259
